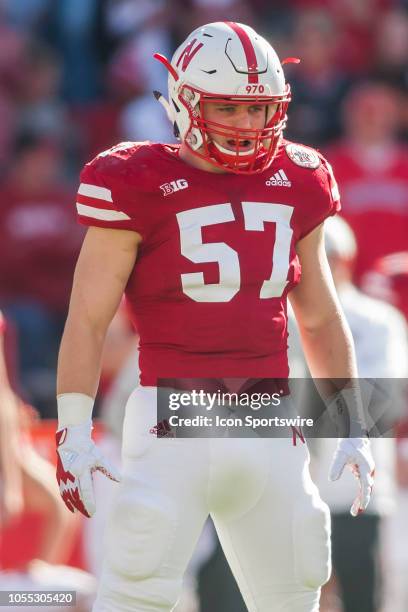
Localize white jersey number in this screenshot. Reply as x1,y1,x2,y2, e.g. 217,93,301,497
176,202,294,303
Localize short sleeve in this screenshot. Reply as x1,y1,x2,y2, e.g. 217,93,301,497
75,148,145,236
298,156,341,240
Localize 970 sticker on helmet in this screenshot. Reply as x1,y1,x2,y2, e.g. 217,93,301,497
285,143,320,169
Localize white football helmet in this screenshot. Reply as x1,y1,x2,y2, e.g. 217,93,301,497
154,21,292,174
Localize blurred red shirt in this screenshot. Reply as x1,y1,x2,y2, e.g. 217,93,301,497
0,179,84,313
326,142,408,285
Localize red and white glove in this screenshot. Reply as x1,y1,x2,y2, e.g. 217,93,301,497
329,437,375,517
56,394,121,518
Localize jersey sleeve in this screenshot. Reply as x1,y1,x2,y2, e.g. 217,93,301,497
298,156,341,240
76,146,147,236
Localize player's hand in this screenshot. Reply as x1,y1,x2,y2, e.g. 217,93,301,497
56,422,121,517
329,438,375,517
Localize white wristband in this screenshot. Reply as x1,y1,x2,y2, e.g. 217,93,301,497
57,393,94,429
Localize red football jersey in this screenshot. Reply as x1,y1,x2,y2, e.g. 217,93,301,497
76,139,340,385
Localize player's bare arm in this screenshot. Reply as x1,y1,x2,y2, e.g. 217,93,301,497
289,224,375,516
55,226,140,517
57,226,141,397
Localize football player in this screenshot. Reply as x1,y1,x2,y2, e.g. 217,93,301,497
56,22,375,612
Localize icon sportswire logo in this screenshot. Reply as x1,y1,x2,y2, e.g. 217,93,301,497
265,170,291,187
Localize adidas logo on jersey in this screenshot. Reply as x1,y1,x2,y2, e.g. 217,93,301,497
265,170,291,187
160,178,189,196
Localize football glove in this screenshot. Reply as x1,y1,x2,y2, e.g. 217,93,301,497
56,421,121,518
329,437,375,517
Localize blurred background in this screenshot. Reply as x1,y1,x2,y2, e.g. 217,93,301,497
0,0,407,611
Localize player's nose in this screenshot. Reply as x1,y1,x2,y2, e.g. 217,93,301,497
234,108,252,129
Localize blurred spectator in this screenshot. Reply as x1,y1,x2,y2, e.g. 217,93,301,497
66,1,174,163
0,0,50,32
362,251,408,321
0,133,84,414
120,92,175,142
11,36,84,175
105,0,177,102
0,18,27,169
285,9,352,146
0,17,28,94
0,93,15,171
15,39,72,148
372,7,408,141
41,0,111,104
105,0,169,41
372,8,408,94
330,0,394,75
322,216,408,380
326,81,408,288
106,0,174,146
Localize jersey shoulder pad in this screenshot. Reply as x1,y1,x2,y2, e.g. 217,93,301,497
286,144,341,239
77,142,153,233
86,141,153,177
285,142,320,169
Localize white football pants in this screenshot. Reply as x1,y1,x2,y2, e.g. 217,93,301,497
93,386,331,612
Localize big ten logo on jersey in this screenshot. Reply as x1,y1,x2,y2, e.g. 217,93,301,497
160,179,189,197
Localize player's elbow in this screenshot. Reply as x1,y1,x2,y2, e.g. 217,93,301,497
297,310,342,337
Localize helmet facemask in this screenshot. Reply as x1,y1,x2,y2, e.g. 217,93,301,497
178,85,291,174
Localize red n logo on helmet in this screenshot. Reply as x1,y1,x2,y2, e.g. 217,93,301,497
176,39,204,71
